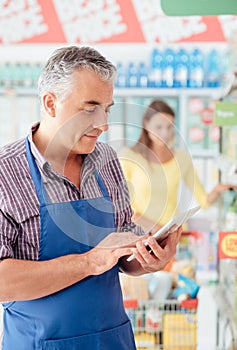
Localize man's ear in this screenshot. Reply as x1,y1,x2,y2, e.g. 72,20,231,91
43,92,57,117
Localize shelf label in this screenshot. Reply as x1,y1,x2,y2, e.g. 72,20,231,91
214,102,237,126
219,232,237,259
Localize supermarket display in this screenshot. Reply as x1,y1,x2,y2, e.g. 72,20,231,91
0,48,225,91
214,74,237,349
0,1,236,348
0,62,43,88
115,47,225,90
0,43,235,350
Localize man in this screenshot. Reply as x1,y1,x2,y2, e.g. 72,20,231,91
0,46,181,349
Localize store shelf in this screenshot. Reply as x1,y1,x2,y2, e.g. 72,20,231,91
0,87,224,98
114,87,223,99
191,149,219,158
0,87,37,96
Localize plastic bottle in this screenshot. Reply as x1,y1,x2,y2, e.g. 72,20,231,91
22,63,34,88
188,48,204,88
115,62,127,88
2,62,12,88
148,48,163,88
137,62,148,88
162,48,175,88
0,63,4,86
205,49,221,88
126,62,138,88
174,48,189,88
12,62,24,87
31,62,42,87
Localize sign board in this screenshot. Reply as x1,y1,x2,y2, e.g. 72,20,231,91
161,0,237,16
219,232,237,259
0,1,236,44
214,101,237,126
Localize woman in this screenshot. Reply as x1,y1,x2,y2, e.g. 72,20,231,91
119,99,235,234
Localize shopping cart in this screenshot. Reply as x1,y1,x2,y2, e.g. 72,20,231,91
124,298,198,350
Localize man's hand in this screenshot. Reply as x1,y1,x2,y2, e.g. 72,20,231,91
120,226,182,275
86,231,143,276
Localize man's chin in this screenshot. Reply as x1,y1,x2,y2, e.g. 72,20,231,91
76,145,96,155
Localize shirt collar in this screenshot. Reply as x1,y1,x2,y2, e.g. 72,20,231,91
28,122,47,170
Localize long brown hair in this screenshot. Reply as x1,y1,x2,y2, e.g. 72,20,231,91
132,99,175,159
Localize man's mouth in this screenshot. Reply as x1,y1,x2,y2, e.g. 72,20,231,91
84,134,99,139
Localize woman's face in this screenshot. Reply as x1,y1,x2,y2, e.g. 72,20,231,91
145,112,175,147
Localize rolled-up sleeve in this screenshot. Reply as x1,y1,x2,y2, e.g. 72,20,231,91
0,209,16,260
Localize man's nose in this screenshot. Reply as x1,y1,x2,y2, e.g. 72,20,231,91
93,108,109,131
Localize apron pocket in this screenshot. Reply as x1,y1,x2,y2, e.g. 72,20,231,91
42,320,135,350
42,332,98,350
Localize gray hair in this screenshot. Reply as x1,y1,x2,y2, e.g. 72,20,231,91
38,46,117,107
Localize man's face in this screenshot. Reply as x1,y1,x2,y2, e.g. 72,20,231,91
49,69,114,156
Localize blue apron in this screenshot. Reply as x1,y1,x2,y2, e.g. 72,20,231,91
2,138,136,350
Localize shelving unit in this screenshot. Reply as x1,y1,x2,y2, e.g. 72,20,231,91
109,88,223,198
213,88,237,349
0,85,223,196
0,82,233,350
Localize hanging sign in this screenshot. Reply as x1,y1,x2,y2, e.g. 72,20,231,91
0,0,236,44
219,232,237,259
161,0,237,16
214,101,237,126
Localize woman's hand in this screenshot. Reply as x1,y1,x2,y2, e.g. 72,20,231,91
207,184,237,204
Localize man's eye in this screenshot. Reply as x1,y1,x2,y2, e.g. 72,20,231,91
85,109,96,114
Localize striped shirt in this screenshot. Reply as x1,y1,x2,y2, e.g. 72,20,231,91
0,124,142,261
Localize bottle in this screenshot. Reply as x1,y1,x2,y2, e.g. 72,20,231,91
126,62,138,88
115,62,127,88
205,49,221,88
188,48,204,88
148,48,163,88
162,48,175,88
225,191,237,231
174,48,189,88
31,62,42,87
2,62,12,88
12,62,24,87
0,63,4,86
22,63,34,88
137,62,148,88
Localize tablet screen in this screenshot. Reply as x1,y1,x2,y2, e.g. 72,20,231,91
127,205,200,262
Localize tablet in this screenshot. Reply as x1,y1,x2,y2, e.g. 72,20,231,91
127,205,200,262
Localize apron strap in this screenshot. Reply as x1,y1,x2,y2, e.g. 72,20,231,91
25,137,50,205
94,169,109,197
